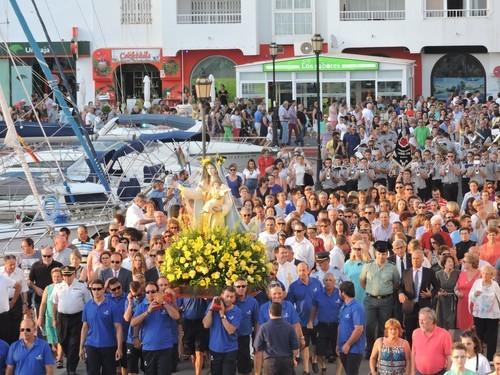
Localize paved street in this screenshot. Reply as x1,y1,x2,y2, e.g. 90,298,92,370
55,356,372,374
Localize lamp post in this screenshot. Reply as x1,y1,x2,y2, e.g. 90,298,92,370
312,33,323,191
195,74,212,158
269,42,279,147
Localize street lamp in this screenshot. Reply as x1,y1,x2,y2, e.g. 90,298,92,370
269,42,279,147
312,33,323,190
195,74,212,158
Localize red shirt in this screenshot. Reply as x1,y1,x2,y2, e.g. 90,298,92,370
420,230,453,250
258,156,275,177
412,326,452,374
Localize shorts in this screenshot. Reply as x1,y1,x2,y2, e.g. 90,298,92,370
237,335,252,374
315,322,338,357
126,343,142,374
301,326,317,348
182,318,209,355
116,341,127,368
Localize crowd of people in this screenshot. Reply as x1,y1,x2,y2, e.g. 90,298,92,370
0,91,499,375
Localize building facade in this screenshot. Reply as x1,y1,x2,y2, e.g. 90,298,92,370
0,0,498,106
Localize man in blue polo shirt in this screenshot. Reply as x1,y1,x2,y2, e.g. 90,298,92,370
256,282,302,375
123,281,144,375
131,281,180,375
308,272,343,374
0,338,8,374
80,279,123,374
234,278,259,375
106,277,128,374
6,318,54,375
337,281,366,375
287,262,322,375
203,286,241,375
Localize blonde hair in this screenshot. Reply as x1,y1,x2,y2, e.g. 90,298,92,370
384,318,403,337
463,252,479,269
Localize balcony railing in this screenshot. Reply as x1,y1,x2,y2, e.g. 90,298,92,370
424,8,488,17
177,12,241,24
339,10,405,21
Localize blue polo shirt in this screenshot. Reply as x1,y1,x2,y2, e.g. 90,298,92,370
236,296,259,336
107,293,128,343
125,296,144,344
287,277,322,326
178,298,208,320
258,300,299,325
313,287,343,323
0,339,9,375
134,300,176,350
82,298,121,348
6,337,55,375
337,299,366,354
207,305,241,353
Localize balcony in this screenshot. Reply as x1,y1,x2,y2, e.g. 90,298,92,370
424,8,488,17
177,0,242,24
339,10,405,21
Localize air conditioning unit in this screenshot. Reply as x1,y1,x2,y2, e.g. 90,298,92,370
294,41,313,56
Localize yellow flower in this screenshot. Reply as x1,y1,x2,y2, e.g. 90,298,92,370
199,279,206,287
182,273,189,279
179,257,186,264
189,270,196,278
212,272,220,280
230,274,238,282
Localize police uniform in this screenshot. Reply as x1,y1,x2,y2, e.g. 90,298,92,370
52,266,91,374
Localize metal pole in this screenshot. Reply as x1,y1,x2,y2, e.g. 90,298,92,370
200,101,206,158
271,56,278,147
315,51,322,190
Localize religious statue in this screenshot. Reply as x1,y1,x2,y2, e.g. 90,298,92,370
174,157,240,232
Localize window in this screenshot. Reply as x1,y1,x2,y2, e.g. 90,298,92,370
322,82,347,103
121,0,152,24
242,83,265,98
377,81,402,98
177,0,242,24
340,0,405,20
274,0,313,35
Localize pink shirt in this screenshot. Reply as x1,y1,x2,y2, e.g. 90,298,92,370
412,326,452,374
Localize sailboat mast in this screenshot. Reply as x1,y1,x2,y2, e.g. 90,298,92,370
0,85,50,223
8,0,113,196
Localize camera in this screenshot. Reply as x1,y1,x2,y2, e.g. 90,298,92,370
212,297,222,311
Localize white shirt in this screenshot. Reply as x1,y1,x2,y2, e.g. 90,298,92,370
465,353,491,375
0,267,28,299
372,223,392,242
125,202,146,230
276,262,298,292
329,246,345,270
284,236,315,269
395,255,409,278
121,258,132,271
468,279,500,319
52,280,92,314
0,274,16,313
258,231,279,261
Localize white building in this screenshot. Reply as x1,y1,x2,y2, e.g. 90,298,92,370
0,0,498,106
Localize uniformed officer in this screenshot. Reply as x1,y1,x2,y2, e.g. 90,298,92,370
80,279,123,374
359,241,399,357
52,265,91,375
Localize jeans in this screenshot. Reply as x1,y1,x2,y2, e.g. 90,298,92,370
280,121,289,145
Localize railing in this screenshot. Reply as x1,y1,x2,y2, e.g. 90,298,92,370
339,10,405,21
177,12,241,24
424,8,488,17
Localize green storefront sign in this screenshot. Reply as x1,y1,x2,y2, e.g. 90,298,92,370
0,41,90,57
263,56,379,72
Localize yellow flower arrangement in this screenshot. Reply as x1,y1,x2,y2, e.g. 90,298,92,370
161,227,271,294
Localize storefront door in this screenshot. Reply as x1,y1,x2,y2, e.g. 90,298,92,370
268,81,292,107
296,82,318,110
350,80,375,105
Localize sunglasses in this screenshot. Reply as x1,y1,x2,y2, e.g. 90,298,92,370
169,227,179,230
111,260,121,264
91,287,103,291
109,229,118,232
42,255,52,258
235,285,247,288
352,247,362,251
110,286,121,291
145,290,157,294
20,328,32,332
294,229,304,233
229,169,236,171
129,248,139,252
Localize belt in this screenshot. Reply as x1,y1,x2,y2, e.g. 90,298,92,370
58,311,82,317
366,293,393,299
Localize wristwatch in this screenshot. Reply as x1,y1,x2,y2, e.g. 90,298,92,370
220,314,226,320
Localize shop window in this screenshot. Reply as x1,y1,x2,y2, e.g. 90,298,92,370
121,0,152,24
431,53,485,101
242,83,265,98
191,56,236,101
274,0,313,35
322,82,347,104
114,64,161,102
377,81,402,98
